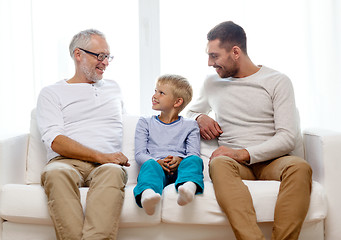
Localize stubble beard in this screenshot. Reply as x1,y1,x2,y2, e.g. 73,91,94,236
80,59,103,83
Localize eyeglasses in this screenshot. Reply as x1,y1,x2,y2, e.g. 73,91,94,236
78,48,114,62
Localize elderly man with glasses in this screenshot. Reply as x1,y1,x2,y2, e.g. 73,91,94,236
36,29,130,240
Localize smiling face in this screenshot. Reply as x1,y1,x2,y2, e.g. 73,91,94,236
207,39,239,78
152,83,177,112
78,35,110,83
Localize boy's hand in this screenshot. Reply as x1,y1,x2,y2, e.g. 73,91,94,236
167,156,182,173
157,158,171,174
157,156,182,175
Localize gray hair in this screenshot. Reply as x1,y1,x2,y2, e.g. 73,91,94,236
69,29,106,59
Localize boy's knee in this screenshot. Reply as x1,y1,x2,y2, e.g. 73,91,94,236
182,155,203,165
144,159,158,166
190,155,203,163
141,159,161,170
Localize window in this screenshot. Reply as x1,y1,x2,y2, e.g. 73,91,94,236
1,0,340,137
159,0,341,131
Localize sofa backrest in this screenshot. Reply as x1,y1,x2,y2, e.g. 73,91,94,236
26,109,303,185
26,109,47,184
26,110,217,184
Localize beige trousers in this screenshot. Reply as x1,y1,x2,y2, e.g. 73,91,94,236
209,155,312,240
41,157,128,240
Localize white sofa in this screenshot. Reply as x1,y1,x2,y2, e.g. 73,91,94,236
0,109,340,240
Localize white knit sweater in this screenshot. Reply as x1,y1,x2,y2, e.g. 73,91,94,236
187,66,303,164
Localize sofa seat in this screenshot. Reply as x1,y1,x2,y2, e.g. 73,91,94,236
0,184,160,227
0,180,326,227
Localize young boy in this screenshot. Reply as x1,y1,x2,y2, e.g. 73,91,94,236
133,74,204,215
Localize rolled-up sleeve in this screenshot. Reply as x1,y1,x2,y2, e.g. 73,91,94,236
36,87,65,150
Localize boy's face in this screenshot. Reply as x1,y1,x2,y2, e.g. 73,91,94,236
152,83,177,112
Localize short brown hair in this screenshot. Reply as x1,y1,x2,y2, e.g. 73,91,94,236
207,21,247,54
157,74,193,112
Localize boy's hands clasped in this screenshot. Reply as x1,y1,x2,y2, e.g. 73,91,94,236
157,156,182,175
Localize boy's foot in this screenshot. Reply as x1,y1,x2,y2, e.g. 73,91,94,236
141,189,161,215
177,181,197,206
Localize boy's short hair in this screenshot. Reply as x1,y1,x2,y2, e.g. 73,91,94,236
157,74,193,112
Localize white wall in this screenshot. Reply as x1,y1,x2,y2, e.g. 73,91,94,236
0,0,340,138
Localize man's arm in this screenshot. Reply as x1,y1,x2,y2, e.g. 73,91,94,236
51,135,130,166
244,75,298,164
187,76,223,140
196,114,223,140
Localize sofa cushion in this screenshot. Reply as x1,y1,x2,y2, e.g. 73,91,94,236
1,179,326,227
121,115,139,184
26,109,47,184
0,184,160,227
161,180,327,224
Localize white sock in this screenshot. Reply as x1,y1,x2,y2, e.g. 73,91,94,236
141,189,161,215
177,181,197,206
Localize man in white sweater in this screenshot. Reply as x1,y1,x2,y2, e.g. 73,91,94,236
37,29,130,240
187,21,312,240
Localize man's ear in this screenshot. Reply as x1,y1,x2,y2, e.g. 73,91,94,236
232,46,241,60
174,98,184,108
73,48,82,62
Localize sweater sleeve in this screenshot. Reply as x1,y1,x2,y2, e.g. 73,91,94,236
246,75,298,164
185,121,201,157
134,117,155,165
187,76,212,119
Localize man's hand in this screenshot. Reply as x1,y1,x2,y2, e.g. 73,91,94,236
97,152,130,166
197,114,223,140
210,146,250,164
157,156,182,175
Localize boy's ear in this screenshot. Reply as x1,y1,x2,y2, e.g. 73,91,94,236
174,98,184,108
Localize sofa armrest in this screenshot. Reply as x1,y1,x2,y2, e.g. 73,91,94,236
0,134,29,187
303,128,341,240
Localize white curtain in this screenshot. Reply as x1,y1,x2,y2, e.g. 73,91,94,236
304,0,341,130
0,0,340,138
159,0,341,131
0,0,140,137
0,0,35,137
